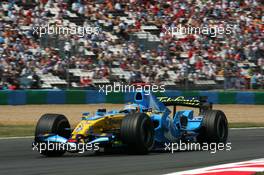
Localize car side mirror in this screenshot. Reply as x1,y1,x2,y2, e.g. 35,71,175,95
82,112,90,120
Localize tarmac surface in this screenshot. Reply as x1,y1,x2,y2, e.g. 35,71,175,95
0,128,263,175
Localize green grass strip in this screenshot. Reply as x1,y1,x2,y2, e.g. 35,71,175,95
0,125,35,137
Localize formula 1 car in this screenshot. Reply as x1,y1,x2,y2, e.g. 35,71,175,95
33,91,228,156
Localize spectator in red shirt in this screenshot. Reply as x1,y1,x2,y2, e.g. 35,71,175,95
80,76,92,87
195,59,204,70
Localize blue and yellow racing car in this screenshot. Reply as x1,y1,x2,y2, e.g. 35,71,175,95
33,91,228,156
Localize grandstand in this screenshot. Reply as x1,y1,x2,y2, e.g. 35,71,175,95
0,0,263,90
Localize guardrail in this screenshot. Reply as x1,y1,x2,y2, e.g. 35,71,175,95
0,90,263,105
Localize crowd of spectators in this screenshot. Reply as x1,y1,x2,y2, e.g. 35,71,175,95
0,0,263,90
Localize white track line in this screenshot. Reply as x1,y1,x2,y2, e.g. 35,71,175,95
164,158,264,175
0,136,33,140
230,127,264,130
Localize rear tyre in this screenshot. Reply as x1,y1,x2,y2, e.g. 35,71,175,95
35,114,71,157
121,113,154,154
197,110,228,144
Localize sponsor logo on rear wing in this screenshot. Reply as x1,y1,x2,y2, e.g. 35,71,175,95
157,96,208,107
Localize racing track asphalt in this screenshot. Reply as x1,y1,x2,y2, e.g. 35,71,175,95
0,128,263,175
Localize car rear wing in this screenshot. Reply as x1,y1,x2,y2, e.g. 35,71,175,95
157,96,212,116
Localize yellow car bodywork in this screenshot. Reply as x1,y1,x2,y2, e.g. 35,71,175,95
71,114,125,140
71,111,154,140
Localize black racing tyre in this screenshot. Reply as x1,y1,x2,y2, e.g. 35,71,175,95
35,114,71,157
120,113,154,154
197,110,228,144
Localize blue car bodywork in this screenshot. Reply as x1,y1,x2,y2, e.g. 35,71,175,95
131,92,205,145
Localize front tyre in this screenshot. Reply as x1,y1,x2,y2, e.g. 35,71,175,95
197,110,228,144
121,113,154,154
35,114,71,157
